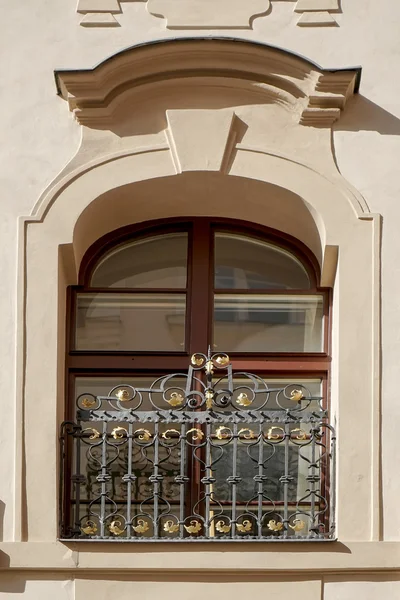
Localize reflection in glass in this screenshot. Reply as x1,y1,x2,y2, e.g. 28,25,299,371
214,233,310,289
211,378,322,516
75,293,186,351
213,294,324,352
91,233,188,288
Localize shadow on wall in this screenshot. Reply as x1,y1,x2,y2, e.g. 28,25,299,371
334,95,400,135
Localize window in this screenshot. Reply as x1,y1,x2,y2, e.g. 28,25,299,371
60,218,335,541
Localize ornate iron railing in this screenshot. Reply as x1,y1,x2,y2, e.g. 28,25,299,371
60,350,336,541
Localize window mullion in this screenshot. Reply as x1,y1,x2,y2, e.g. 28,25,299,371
188,219,212,354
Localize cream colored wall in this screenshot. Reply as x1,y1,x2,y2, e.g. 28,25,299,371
0,0,399,595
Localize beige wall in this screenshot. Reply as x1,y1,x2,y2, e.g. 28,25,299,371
0,0,399,594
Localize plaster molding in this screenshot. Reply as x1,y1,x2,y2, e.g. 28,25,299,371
76,0,341,28
55,39,360,128
166,109,239,173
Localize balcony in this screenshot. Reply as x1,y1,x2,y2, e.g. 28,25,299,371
60,351,336,541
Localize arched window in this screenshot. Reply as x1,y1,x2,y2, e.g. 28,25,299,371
61,218,334,541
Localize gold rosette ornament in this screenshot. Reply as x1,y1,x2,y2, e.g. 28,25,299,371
214,354,230,367
115,388,131,402
290,389,304,402
236,392,252,407
81,396,96,408
191,354,205,367
167,392,184,407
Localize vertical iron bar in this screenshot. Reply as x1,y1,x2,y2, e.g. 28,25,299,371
310,427,317,534
100,420,107,537
231,422,238,538
330,428,336,538
127,422,133,539
180,422,186,539
74,426,81,533
283,422,290,539
205,423,211,538
257,423,263,538
153,422,159,538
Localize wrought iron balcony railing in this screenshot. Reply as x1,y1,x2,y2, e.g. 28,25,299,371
60,350,336,541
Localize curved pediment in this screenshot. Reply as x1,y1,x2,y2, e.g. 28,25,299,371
55,38,361,127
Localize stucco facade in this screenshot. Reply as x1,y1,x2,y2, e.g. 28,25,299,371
0,1,399,597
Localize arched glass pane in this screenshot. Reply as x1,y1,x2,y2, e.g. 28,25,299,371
214,233,311,289
91,233,188,288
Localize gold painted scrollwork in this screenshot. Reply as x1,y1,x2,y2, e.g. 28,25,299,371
81,520,97,535
205,389,214,409
267,519,284,532
132,519,149,534
266,426,284,440
205,360,214,375
238,428,256,440
184,520,202,534
291,428,308,440
215,426,231,440
82,427,101,440
111,426,127,440
109,520,124,535
216,520,231,533
162,429,180,440
236,520,252,533
289,519,305,532
186,428,204,441
134,428,151,442
163,520,180,534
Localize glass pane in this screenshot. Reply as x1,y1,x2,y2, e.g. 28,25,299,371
213,294,324,352
211,378,322,515
75,293,186,351
91,233,188,288
215,233,310,289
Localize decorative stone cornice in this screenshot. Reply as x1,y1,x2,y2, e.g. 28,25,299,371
55,39,360,128
76,0,342,28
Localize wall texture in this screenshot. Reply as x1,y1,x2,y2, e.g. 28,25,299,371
0,0,399,597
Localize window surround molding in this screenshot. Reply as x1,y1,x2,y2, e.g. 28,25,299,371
13,39,381,559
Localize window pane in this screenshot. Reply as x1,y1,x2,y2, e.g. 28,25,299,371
214,233,310,289
211,378,322,524
75,376,186,537
75,293,186,351
213,294,324,352
91,233,188,288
